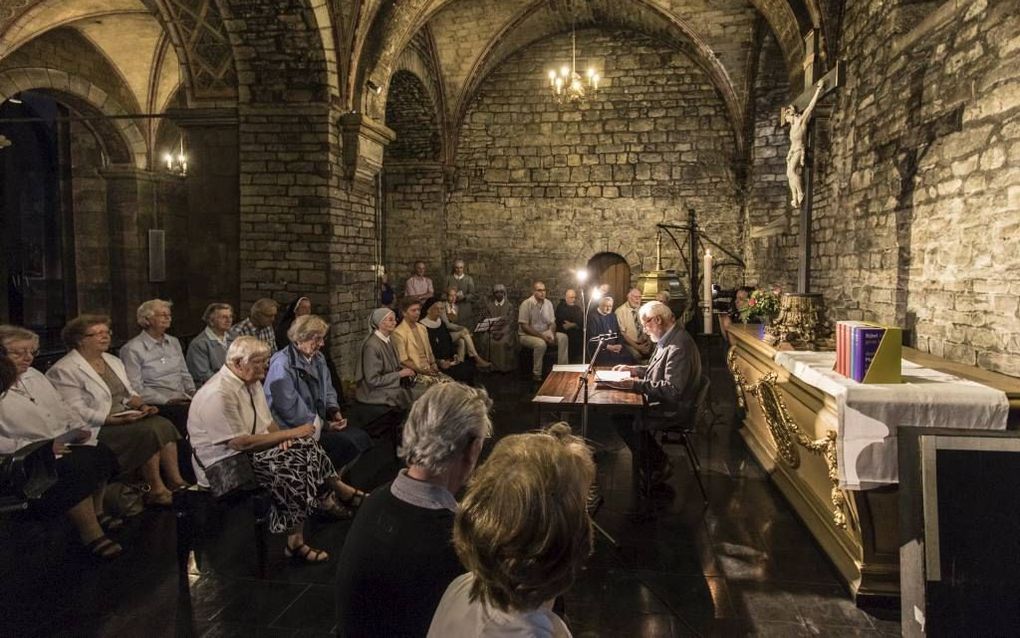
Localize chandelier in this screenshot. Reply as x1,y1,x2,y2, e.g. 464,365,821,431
163,137,188,177
546,27,599,105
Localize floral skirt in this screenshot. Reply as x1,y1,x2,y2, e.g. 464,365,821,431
252,438,337,534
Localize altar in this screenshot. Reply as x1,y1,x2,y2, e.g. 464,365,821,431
725,324,1020,604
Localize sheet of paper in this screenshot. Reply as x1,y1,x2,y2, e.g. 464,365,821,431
533,395,564,403
552,364,588,372
595,370,630,382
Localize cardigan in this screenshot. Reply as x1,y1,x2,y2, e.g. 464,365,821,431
0,368,88,454
185,327,228,386
47,350,141,430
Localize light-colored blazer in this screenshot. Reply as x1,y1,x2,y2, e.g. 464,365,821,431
47,349,141,429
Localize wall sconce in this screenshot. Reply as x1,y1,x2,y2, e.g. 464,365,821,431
366,80,382,95
163,137,187,177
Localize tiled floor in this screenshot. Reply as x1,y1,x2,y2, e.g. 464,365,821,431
0,343,901,637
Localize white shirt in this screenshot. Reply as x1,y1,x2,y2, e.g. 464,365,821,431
373,329,391,343
518,296,556,335
188,365,273,487
0,369,90,454
429,573,571,638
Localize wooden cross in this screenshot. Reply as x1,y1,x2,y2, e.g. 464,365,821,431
788,31,843,293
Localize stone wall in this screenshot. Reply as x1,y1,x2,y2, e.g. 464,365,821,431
441,28,744,302
813,0,1019,376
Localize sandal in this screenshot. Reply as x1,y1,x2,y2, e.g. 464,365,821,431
167,480,193,492
86,535,123,560
144,490,173,508
337,488,368,510
97,514,125,532
284,542,329,563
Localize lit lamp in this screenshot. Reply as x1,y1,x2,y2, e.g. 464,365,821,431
546,27,599,105
164,137,188,177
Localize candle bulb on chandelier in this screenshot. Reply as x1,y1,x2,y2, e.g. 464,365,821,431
548,70,556,86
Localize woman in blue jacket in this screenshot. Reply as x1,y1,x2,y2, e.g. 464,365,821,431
265,314,372,510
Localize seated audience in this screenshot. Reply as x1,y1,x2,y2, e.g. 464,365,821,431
336,382,492,638
587,296,633,365
405,260,434,304
188,337,341,562
0,336,122,559
428,423,595,637
616,288,653,361
119,299,194,434
392,297,451,388
555,288,584,363
354,308,418,408
186,302,233,386
442,259,477,328
421,298,476,384
518,280,569,380
440,287,491,369
478,284,517,372
227,298,279,353
47,317,186,507
265,315,371,512
605,301,702,487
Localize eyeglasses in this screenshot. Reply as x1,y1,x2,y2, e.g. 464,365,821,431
6,348,38,359
534,288,546,292
84,329,113,338
151,312,172,318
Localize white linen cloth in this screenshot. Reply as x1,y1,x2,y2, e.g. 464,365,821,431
773,351,1009,490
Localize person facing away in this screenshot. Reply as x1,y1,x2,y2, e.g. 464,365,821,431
336,382,492,638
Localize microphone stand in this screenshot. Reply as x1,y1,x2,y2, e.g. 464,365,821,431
573,335,619,548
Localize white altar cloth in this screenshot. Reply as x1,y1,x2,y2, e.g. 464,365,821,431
773,351,1009,490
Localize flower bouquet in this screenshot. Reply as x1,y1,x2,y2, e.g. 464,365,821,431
740,288,781,324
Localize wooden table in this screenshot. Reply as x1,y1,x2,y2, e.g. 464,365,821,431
532,370,645,421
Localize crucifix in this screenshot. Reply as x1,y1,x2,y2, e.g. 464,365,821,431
782,31,843,293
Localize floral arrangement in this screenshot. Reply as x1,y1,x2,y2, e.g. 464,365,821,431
740,288,781,323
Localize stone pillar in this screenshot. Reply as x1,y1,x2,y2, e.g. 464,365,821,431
167,107,241,322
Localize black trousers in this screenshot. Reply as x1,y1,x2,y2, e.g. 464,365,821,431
29,443,118,518
612,414,668,474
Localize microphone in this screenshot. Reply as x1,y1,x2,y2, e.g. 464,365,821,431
589,332,618,342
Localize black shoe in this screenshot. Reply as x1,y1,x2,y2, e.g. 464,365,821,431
645,460,674,488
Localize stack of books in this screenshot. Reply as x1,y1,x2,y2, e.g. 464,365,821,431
835,321,902,383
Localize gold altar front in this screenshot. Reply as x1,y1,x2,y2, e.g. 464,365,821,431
725,324,1020,604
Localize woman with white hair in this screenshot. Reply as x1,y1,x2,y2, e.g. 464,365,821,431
118,299,195,434
265,314,373,512
188,336,340,563
336,382,492,637
186,302,234,386
354,308,417,409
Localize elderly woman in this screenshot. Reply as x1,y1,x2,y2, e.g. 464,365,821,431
119,299,195,434
478,284,517,372
264,315,371,510
47,316,187,507
421,298,476,384
354,308,417,408
586,296,634,365
428,423,595,636
337,382,492,638
189,337,341,562
186,302,234,386
0,330,122,559
440,288,491,369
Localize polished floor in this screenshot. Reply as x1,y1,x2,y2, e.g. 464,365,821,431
0,338,900,637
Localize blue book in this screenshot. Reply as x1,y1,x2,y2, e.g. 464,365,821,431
857,327,885,382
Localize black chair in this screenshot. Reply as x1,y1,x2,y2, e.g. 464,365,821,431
0,440,57,515
173,485,271,590
656,374,712,504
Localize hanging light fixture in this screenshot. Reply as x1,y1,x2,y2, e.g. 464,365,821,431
546,24,599,105
164,136,187,177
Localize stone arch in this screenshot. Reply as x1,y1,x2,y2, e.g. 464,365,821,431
385,70,442,162
0,67,147,167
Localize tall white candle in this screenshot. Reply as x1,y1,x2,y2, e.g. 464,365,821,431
703,250,713,334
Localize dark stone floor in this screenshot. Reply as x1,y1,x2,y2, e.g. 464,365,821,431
0,338,901,637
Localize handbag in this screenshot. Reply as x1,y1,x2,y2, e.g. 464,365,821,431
193,387,259,500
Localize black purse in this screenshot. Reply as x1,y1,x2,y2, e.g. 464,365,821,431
193,388,259,500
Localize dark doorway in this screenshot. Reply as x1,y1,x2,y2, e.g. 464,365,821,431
0,92,77,349
586,252,631,308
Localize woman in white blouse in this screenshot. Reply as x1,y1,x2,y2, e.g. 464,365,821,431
47,315,186,507
189,336,341,563
0,328,122,559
